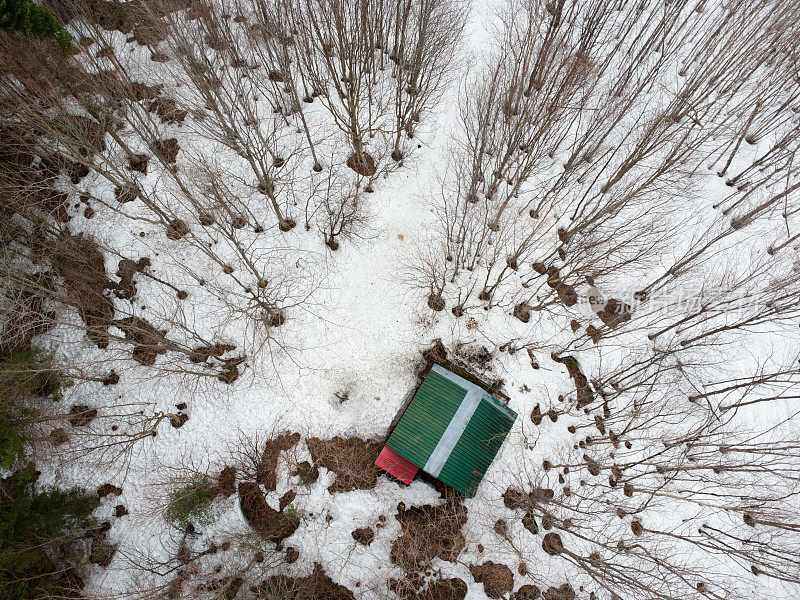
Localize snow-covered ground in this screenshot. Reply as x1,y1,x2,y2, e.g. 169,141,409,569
17,1,800,599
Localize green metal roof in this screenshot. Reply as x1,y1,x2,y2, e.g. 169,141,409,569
386,364,517,497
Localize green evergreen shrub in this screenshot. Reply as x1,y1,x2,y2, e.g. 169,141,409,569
0,348,67,400
165,477,217,527
0,465,99,599
0,0,72,50
0,417,22,469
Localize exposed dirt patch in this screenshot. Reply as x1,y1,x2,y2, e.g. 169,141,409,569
153,137,180,164
49,427,70,446
352,526,374,546
551,354,593,407
503,486,554,510
128,153,148,174
256,432,300,492
544,266,577,307
391,577,468,600
470,562,514,599
51,234,114,348
114,257,150,299
512,584,541,600
543,584,575,600
68,404,98,427
255,563,354,600
391,500,467,571
586,324,601,343
166,219,189,240
513,302,531,323
428,292,445,311
427,578,468,600
237,481,299,543
596,298,631,328
189,342,236,364
150,96,187,124
113,316,170,365
306,436,383,493
97,483,122,498
279,490,296,511
422,339,508,401
217,466,236,497
115,184,139,204
542,532,564,556
292,460,319,485
284,546,299,564
346,152,377,176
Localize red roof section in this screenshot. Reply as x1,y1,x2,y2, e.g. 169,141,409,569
375,445,419,485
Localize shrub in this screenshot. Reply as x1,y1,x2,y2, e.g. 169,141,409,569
0,417,22,469
165,477,217,527
0,465,99,599
0,0,73,50
0,348,67,401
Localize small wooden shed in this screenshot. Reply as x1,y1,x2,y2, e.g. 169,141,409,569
376,364,517,497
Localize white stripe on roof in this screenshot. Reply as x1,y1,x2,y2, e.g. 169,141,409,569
423,387,483,477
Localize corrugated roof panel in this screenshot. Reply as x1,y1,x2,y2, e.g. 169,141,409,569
375,445,419,484
437,397,517,496
386,370,466,468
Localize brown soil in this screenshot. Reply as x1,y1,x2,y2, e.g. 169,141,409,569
68,405,97,427
422,339,509,402
346,152,377,176
428,293,445,311
470,562,514,599
544,266,578,307
596,298,632,328
150,96,187,124
49,427,69,446
166,219,189,240
153,138,180,164
51,234,114,348
285,546,299,563
543,584,575,600
530,404,543,425
279,490,296,511
390,576,467,600
115,184,139,204
237,481,299,542
257,433,300,492
513,302,531,323
293,460,319,485
551,354,593,407
255,564,354,600
128,153,148,174
352,526,374,545
189,342,236,364
97,483,122,497
114,257,149,299
512,585,540,600
542,532,564,556
306,436,383,493
113,316,169,365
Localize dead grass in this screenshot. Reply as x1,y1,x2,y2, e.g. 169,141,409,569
254,564,354,600
390,500,467,573
306,436,383,493
231,431,300,492
469,562,514,599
